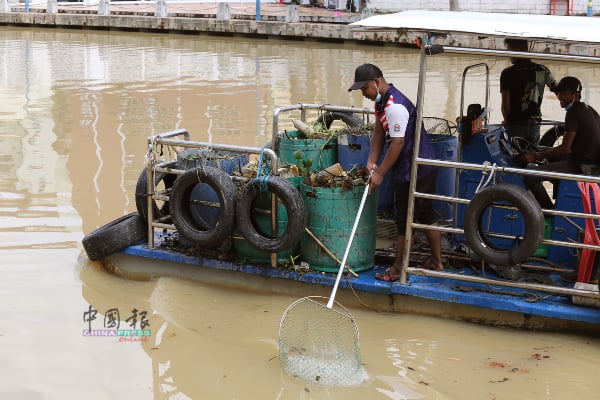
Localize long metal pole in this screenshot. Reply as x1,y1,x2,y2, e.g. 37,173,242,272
400,38,428,284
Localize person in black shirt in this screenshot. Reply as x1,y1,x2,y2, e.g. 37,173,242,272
500,39,557,144
522,76,600,209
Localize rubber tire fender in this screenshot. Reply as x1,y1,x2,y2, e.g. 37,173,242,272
135,161,178,222
82,212,147,261
464,183,544,266
315,111,364,129
169,166,237,249
236,176,305,253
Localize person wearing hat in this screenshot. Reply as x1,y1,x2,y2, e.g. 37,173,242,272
522,76,600,210
500,38,557,145
348,63,443,281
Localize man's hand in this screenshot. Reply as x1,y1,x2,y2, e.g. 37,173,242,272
522,152,538,164
366,162,378,174
367,170,383,194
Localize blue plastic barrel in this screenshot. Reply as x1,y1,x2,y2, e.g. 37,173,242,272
337,133,371,170
429,134,458,223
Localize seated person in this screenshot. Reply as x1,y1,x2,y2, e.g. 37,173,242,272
522,77,600,210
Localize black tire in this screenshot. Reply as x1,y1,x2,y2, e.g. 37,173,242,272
236,176,305,252
82,212,147,261
539,125,566,148
464,183,544,266
315,111,364,129
170,166,237,249
135,161,177,222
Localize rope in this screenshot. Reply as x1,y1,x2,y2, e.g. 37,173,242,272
259,175,269,192
343,273,379,313
451,285,543,302
256,147,271,177
475,161,497,193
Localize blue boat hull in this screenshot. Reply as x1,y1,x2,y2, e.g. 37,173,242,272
114,232,600,334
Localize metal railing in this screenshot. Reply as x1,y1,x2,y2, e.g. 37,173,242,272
144,128,277,249
142,105,600,303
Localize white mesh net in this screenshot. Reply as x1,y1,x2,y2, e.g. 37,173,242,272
278,296,365,386
423,117,457,135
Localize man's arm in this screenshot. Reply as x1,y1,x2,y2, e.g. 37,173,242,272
545,66,558,91
366,118,388,192
367,118,385,171
523,130,575,163
368,103,409,190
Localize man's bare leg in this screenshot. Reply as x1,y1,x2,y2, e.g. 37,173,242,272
374,235,405,280
425,228,444,271
376,227,443,280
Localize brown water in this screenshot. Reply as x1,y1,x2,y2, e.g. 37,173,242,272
1,26,599,399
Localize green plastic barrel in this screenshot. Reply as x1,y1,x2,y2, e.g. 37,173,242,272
300,183,377,272
278,130,337,170
233,176,303,264
533,217,552,258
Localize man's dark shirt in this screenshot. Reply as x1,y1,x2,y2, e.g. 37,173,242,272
566,102,600,164
500,59,556,124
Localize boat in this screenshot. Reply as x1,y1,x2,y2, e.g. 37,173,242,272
84,10,600,333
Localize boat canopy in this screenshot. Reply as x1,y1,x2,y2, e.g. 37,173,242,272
350,10,600,46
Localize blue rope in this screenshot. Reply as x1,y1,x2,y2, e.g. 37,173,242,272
259,175,269,192
255,148,271,192
256,147,271,177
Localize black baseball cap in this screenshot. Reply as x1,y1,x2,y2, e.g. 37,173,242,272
348,64,383,92
552,76,582,93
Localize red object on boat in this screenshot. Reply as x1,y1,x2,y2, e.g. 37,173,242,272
577,182,600,283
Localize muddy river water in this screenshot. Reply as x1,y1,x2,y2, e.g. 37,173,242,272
1,26,599,399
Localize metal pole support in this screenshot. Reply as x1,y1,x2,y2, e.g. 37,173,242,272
155,0,167,18
46,0,58,14
98,0,110,16
285,5,299,23
0,0,10,13
217,2,230,20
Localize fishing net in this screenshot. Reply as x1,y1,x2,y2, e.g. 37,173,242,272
278,296,364,386
423,117,457,136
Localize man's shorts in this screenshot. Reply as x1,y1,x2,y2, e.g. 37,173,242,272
394,170,438,234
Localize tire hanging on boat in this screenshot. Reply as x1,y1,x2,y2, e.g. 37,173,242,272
135,161,178,222
170,166,237,249
82,212,147,261
314,111,364,129
464,183,544,266
236,176,306,253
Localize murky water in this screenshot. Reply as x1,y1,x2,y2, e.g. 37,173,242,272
1,26,599,399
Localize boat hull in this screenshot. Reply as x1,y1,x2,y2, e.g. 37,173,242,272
104,234,600,334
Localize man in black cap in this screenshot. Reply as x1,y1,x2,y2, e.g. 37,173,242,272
522,76,600,210
348,63,443,281
500,38,557,144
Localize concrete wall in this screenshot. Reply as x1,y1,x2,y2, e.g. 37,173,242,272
366,0,599,15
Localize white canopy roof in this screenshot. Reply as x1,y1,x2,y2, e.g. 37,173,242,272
351,10,600,45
